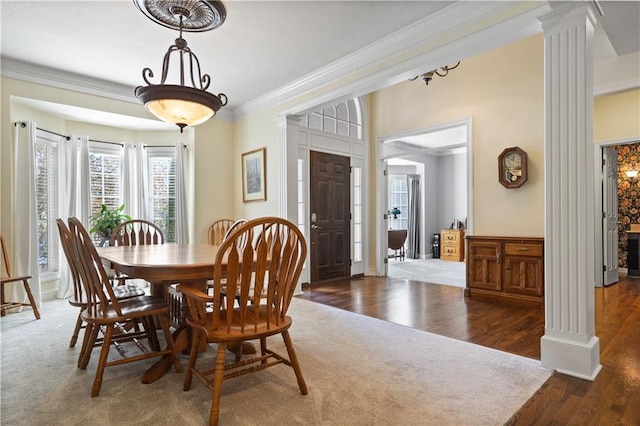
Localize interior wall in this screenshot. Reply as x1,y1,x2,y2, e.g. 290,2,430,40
437,151,467,230
371,34,544,238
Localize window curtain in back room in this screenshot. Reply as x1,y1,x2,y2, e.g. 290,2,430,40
57,135,90,299
12,121,42,308
407,174,421,259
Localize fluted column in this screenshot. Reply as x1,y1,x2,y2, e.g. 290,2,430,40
538,2,601,380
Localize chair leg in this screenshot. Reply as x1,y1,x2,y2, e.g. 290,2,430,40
157,313,182,373
79,322,99,369
210,342,227,426
141,316,160,351
183,328,203,391
92,323,114,397
70,310,85,348
281,330,308,395
22,279,40,319
1,284,6,316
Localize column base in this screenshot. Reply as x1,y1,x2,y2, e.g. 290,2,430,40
541,335,602,381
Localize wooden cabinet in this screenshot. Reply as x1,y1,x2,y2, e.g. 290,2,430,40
465,236,544,304
440,229,465,262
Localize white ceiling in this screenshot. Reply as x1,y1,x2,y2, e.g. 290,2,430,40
1,1,638,133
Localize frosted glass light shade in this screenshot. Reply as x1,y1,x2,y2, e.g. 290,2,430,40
135,84,224,131
626,170,639,178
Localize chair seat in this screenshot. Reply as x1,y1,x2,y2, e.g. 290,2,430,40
193,307,292,342
69,285,145,307
1,274,32,284
81,296,169,324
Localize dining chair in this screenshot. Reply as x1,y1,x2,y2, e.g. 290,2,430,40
0,233,40,319
109,219,164,286
56,219,145,356
68,217,181,397
206,219,235,245
179,216,308,425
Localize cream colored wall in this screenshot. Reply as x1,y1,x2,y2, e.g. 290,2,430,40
193,118,235,243
372,34,545,237
594,89,640,143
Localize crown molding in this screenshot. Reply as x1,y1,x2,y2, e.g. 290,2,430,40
233,1,549,120
594,78,640,97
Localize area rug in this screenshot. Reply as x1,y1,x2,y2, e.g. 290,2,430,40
0,297,550,425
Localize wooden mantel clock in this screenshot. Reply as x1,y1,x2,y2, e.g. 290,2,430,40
498,146,528,189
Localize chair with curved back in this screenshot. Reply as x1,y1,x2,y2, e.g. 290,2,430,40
56,219,145,358
109,219,164,286
179,217,308,425
110,219,164,246
207,219,235,245
68,217,181,397
0,233,40,319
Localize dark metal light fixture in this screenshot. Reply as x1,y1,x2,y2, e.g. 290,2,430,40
133,0,228,132
410,61,461,86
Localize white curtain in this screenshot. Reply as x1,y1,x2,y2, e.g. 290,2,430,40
12,121,41,307
174,143,188,243
121,142,150,220
57,135,90,298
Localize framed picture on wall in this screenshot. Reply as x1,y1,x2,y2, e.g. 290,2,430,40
241,147,266,202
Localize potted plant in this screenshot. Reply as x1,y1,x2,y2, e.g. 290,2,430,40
89,204,131,246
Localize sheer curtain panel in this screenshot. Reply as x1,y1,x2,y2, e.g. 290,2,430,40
12,121,42,308
174,142,188,243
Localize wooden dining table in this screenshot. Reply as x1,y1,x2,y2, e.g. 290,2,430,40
97,243,220,383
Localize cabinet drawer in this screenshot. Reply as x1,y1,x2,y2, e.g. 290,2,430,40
504,243,543,257
442,231,461,244
442,245,460,256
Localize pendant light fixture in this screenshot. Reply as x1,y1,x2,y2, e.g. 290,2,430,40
133,0,228,132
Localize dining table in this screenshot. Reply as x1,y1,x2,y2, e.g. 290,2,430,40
97,243,222,383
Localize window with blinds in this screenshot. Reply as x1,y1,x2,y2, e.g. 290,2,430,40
89,147,122,217
148,149,176,243
34,134,59,274
388,175,409,230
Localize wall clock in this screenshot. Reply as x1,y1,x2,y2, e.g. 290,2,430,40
498,146,528,189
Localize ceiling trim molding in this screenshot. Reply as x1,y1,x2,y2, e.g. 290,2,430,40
234,1,547,120
278,3,548,120
594,78,640,97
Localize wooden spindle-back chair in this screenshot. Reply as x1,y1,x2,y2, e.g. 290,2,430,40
207,219,235,245
179,216,308,425
68,217,181,397
0,233,40,319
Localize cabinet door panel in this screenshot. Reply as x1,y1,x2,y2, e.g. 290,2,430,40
467,241,501,290
504,256,543,297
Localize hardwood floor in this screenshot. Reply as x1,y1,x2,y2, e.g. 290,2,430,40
298,273,640,424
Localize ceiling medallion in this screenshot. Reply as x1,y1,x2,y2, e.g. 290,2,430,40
133,0,228,132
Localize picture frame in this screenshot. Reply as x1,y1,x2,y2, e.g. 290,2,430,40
241,147,266,202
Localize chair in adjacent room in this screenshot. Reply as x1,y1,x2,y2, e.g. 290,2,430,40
206,219,235,245
68,217,181,397
180,217,308,425
0,233,40,319
56,219,144,357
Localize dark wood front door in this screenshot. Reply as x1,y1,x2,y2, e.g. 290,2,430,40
310,150,350,283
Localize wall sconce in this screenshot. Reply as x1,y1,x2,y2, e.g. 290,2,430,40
626,170,639,183
390,207,402,220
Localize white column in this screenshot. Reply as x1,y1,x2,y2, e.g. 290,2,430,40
538,2,601,380
275,115,303,221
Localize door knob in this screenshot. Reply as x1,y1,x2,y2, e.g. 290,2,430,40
311,224,319,230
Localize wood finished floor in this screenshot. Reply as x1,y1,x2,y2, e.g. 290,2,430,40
298,273,640,424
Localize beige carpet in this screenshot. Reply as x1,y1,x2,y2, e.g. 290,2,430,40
1,297,550,425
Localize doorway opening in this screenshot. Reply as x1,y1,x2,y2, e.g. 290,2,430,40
375,118,473,283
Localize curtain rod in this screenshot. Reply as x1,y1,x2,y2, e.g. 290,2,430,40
25,123,187,149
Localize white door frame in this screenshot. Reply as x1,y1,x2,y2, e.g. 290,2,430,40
374,117,473,276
